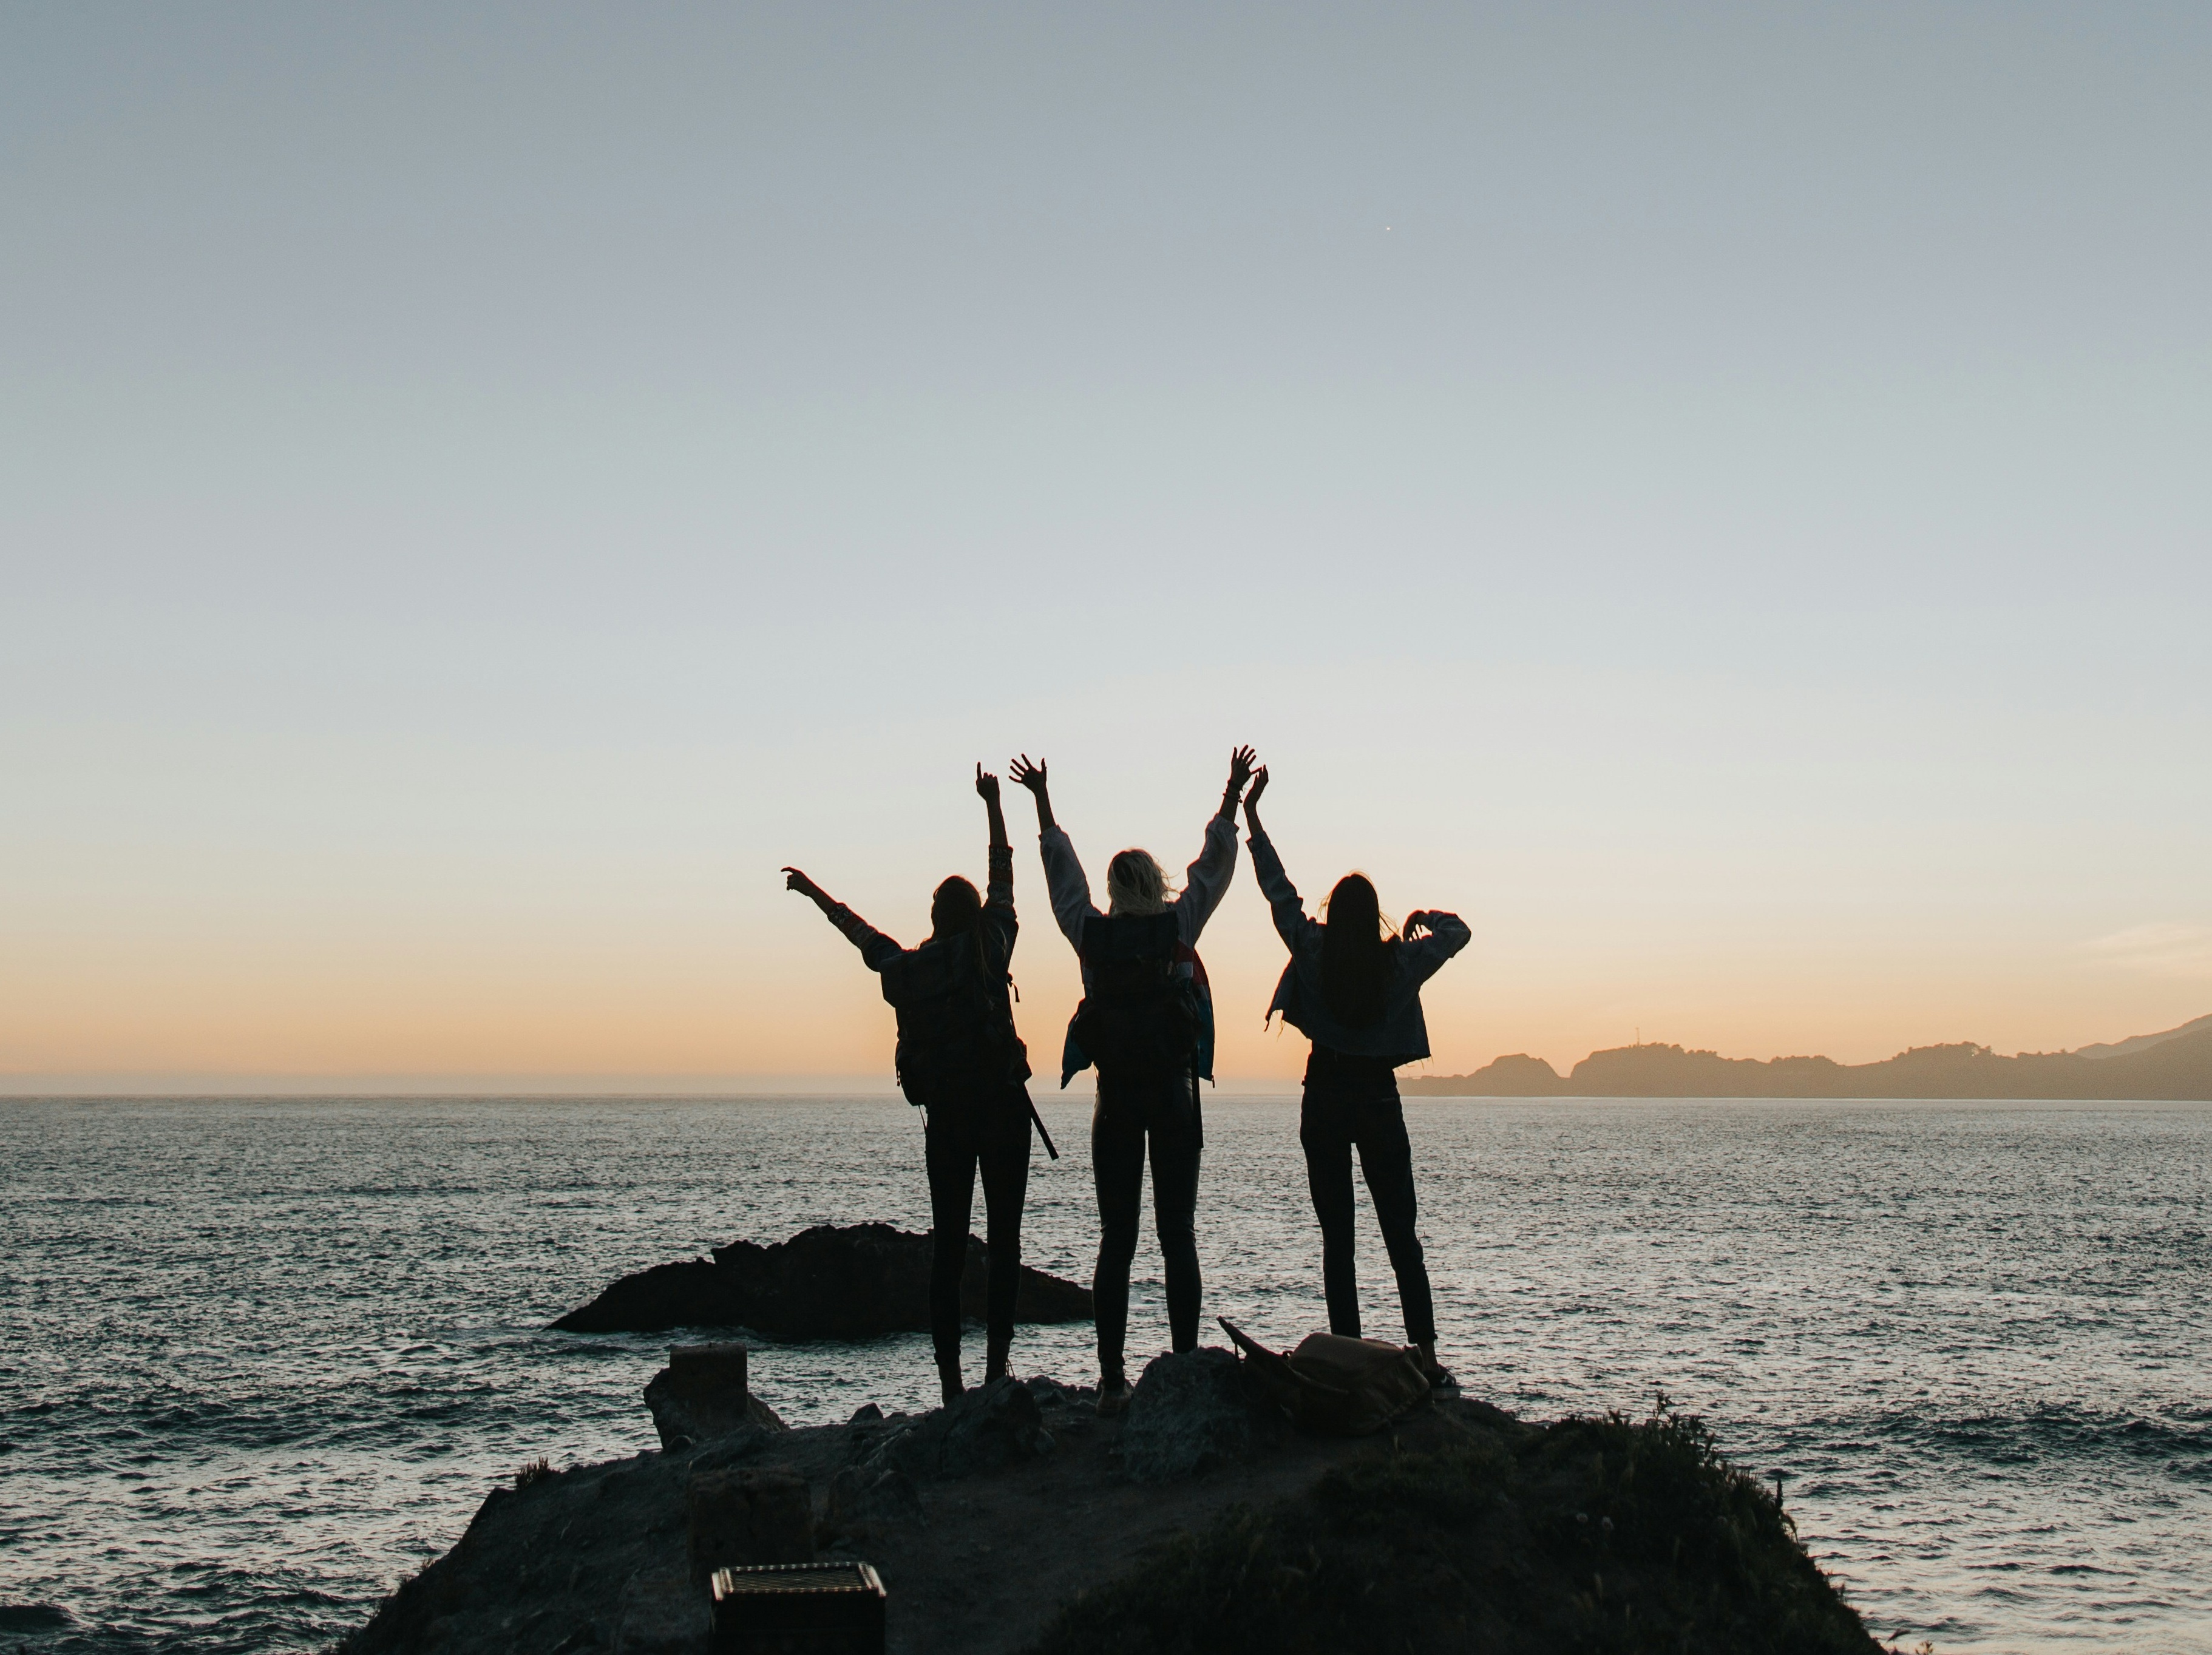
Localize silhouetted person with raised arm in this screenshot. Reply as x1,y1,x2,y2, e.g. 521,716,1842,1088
1241,766,1469,1389
1009,746,1255,1415
783,765,1034,1404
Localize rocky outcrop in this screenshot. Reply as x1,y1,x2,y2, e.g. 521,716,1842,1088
685,1467,813,1583
1118,1348,1284,1483
643,1344,789,1453
552,1223,1094,1338
339,1379,1887,1655
1030,1403,1885,1655
826,1459,926,1531
841,1375,1058,1485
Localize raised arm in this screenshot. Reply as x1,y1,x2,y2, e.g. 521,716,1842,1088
784,866,901,971
1240,768,1318,953
978,762,1009,855
1172,745,1255,944
1014,754,1096,949
1009,753,1055,833
1396,908,1471,986
1217,743,1255,824
1241,762,1268,842
975,766,1017,966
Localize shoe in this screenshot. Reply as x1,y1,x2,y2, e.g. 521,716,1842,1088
984,1337,1012,1386
1414,1343,1456,1392
1096,1378,1135,1418
937,1358,965,1407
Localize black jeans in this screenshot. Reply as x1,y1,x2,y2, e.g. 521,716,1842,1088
1300,1059,1436,1346
923,1086,1033,1368
1091,1068,1203,1381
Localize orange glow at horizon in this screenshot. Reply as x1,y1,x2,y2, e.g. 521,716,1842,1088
7,895,2205,1086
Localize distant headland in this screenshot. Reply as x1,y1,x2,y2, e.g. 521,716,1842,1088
1405,1014,2212,1100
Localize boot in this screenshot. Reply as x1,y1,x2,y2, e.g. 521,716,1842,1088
1414,1341,1456,1392
1096,1367,1133,1418
985,1334,1012,1386
937,1352,965,1407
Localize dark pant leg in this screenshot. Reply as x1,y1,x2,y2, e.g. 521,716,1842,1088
1091,1089,1147,1383
1354,1095,1436,1346
976,1097,1033,1350
1146,1076,1203,1353
1300,1086,1363,1338
923,1119,980,1367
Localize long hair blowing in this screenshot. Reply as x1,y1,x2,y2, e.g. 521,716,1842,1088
1105,849,1173,916
1320,873,1397,1028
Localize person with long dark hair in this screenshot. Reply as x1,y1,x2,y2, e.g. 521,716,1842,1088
782,765,1036,1404
1241,766,1468,1387
1009,746,1255,1414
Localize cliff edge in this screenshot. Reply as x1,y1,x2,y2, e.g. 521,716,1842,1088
338,1360,1884,1655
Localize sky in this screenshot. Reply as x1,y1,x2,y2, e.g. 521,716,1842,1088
3,2,2208,1090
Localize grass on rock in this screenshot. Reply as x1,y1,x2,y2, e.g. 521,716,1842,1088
1029,1399,1879,1655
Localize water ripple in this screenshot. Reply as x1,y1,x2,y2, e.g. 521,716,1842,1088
1,1095,2207,1654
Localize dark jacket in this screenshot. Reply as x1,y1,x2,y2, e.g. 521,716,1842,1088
821,842,1028,1091
1248,830,1469,1066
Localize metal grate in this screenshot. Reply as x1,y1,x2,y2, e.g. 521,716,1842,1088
709,1561,887,1654
712,1562,884,1600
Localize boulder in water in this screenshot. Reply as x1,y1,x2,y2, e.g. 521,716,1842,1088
552,1222,1094,1339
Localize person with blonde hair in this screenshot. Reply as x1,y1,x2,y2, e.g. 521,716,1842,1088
1242,765,1468,1389
1009,746,1255,1413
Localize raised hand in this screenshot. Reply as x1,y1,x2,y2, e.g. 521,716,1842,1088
1219,743,1258,819
974,763,1000,804
1227,744,1257,796
1242,764,1268,835
782,866,825,902
1009,753,1054,831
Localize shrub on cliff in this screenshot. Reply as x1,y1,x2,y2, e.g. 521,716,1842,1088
1029,1401,1878,1655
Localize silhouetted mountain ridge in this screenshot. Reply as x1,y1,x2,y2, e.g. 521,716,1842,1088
1405,1018,2212,1099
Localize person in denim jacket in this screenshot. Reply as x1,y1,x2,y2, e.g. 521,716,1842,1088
1243,765,1469,1389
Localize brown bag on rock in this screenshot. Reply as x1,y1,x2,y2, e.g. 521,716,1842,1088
1218,1318,1430,1436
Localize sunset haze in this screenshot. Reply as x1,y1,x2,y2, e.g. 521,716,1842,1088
5,3,2207,1088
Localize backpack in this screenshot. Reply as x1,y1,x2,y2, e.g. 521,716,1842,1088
1070,913,1199,1080
1218,1318,1431,1436
877,933,1028,1105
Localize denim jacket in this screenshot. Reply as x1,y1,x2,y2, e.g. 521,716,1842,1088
1248,830,1468,1066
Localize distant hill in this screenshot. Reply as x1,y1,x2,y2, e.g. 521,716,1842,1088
1405,1017,2212,1100
2074,1011,2212,1060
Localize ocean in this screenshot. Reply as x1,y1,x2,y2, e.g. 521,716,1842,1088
1,1095,2206,1654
